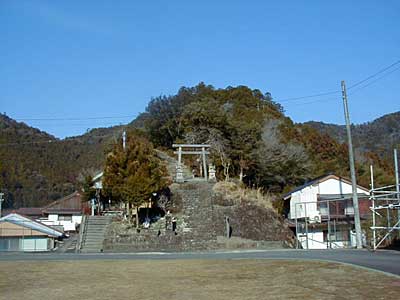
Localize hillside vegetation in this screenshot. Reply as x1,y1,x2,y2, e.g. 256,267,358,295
0,83,395,208
305,111,400,160
0,114,121,208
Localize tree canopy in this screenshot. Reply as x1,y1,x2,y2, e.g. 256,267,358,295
102,130,169,210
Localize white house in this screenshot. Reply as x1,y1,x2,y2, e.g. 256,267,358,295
92,172,103,189
283,174,370,249
40,191,88,232
0,213,64,252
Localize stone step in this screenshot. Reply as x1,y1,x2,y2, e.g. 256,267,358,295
86,229,106,233
83,242,103,247
80,216,112,252
82,243,103,247
86,226,107,229
85,232,106,235
85,234,105,237
87,222,111,225
84,238,104,242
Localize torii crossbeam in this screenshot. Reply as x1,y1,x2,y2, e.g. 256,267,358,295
172,144,211,182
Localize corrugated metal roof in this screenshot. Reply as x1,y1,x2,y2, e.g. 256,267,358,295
0,213,64,238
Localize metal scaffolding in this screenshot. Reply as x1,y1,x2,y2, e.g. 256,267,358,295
369,167,400,250
294,197,363,250
370,149,400,250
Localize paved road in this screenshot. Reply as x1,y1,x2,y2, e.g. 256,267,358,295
1,249,399,276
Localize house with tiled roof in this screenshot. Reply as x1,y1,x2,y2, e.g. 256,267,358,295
283,174,370,249
40,191,90,232
2,191,90,233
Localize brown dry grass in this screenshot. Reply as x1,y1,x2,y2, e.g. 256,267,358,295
213,181,274,209
0,259,399,300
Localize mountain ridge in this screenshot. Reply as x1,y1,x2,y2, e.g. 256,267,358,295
304,111,400,159
0,85,397,209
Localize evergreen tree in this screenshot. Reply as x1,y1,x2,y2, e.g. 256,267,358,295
81,175,96,203
102,131,169,226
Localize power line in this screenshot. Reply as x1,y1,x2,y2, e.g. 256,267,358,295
347,59,400,90
275,59,400,105
0,134,118,147
284,96,339,107
349,65,400,96
277,90,341,103
284,61,400,106
14,115,137,121
28,122,129,128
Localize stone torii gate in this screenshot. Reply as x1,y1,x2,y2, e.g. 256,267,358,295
172,144,215,182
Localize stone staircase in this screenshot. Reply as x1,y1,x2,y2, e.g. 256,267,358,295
174,181,218,250
156,150,198,182
157,151,217,250
80,216,112,253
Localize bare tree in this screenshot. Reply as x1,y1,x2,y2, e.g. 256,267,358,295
253,119,310,189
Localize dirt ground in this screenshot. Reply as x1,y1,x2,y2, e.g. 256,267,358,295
0,259,399,300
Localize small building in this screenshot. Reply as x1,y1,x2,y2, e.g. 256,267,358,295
2,207,44,219
92,172,103,189
283,174,370,249
0,213,64,252
41,191,88,232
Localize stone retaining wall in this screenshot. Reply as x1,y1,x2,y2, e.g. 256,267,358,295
103,181,295,252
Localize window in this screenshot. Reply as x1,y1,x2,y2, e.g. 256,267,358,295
318,202,328,216
324,230,350,242
58,215,72,221
0,237,20,251
329,201,346,217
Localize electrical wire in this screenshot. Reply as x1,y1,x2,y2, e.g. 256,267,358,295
2,59,399,146
276,59,400,105
284,96,339,106
277,90,341,103
0,134,120,147
347,59,400,90
15,115,137,122
348,65,400,96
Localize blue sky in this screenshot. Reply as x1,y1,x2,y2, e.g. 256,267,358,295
1,1,399,138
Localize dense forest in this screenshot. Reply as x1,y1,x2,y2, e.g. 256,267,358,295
0,83,397,209
305,111,400,160
0,115,121,208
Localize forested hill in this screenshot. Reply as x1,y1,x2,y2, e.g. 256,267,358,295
0,83,395,209
305,111,400,160
0,114,124,208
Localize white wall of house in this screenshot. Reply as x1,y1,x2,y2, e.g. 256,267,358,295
297,229,351,250
42,214,82,232
297,230,326,249
289,178,369,220
21,237,49,251
0,237,52,252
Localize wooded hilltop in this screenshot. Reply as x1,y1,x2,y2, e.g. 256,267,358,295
0,83,398,209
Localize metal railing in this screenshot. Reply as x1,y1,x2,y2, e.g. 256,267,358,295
76,215,87,252
293,198,363,250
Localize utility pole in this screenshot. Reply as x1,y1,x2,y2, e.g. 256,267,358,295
122,130,126,151
395,149,399,200
341,80,363,249
394,149,400,235
370,165,376,249
0,192,4,218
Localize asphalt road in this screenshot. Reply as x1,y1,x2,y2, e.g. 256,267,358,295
1,249,399,276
